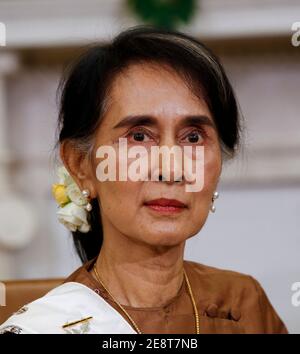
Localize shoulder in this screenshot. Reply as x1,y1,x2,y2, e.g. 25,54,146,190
184,259,259,291
184,259,264,306
184,260,288,334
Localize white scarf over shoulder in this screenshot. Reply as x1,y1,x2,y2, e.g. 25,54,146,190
0,282,137,334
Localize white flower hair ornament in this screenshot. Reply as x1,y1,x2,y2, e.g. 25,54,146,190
52,166,92,233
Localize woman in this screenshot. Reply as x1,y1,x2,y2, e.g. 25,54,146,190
0,26,288,334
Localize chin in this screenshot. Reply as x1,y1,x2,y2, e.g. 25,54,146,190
142,230,188,247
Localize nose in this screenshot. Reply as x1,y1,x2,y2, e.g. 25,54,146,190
155,133,184,185
158,174,182,183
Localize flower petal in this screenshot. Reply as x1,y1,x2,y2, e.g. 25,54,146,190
56,202,90,232
66,183,87,206
57,166,74,186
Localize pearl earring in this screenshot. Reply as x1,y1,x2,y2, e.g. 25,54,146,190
82,189,92,211
210,191,219,213
82,189,90,198
85,202,93,212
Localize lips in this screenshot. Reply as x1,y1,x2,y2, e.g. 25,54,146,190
144,198,187,213
144,198,186,208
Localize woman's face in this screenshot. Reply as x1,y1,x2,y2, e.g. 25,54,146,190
89,63,222,247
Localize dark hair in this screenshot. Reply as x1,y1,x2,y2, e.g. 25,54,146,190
57,26,241,263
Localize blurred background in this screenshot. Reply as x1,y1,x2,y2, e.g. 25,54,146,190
0,0,299,333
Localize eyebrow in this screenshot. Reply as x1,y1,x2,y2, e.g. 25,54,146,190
113,114,216,130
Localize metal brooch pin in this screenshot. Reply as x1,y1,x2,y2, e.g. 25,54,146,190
62,316,93,329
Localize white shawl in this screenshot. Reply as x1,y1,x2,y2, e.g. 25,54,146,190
0,282,137,334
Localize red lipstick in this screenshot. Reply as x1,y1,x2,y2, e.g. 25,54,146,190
144,198,187,213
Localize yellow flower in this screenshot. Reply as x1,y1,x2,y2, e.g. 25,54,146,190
52,184,70,206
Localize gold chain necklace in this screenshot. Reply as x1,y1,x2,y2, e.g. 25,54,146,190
93,264,200,334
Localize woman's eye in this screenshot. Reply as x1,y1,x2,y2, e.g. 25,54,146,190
182,130,204,144
127,129,153,143
133,132,146,141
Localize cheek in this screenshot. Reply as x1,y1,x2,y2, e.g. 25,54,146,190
96,180,142,221
91,145,144,225
204,146,222,190
191,146,221,212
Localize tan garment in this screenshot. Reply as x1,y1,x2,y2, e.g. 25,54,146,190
64,258,288,334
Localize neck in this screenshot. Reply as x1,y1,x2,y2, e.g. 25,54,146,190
92,230,186,308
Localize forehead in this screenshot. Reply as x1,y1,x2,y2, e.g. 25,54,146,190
104,63,211,124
